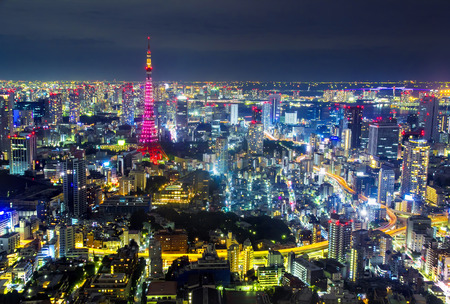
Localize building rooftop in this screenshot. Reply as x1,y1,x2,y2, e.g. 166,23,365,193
146,281,177,296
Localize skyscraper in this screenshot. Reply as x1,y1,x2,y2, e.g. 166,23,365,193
268,94,281,125
400,139,430,198
176,95,188,129
9,132,36,175
121,83,134,125
48,93,63,125
0,92,13,157
328,213,352,264
138,37,167,163
63,157,87,217
262,102,271,131
68,90,80,124
247,122,264,155
215,136,228,174
343,105,363,149
368,121,400,160
230,104,238,125
377,165,395,206
418,95,439,142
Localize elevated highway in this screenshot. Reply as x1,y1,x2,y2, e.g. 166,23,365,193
88,165,448,265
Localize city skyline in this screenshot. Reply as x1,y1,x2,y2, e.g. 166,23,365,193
3,0,450,303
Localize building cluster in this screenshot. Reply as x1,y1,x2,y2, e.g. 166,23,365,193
2,75,450,304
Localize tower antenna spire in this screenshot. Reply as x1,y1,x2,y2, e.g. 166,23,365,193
139,36,167,164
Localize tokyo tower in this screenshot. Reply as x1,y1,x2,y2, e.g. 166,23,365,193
138,37,167,163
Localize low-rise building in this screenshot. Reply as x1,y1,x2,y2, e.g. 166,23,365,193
84,273,131,301
146,281,177,304
0,232,20,254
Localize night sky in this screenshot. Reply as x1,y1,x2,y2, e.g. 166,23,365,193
1,0,450,82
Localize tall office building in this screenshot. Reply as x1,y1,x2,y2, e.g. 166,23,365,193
400,139,430,198
242,239,254,276
9,132,36,175
148,238,163,278
57,225,75,258
343,105,363,149
121,83,134,125
342,129,352,155
230,104,238,125
418,96,439,142
48,93,63,125
368,121,400,160
360,120,370,150
377,166,395,206
0,92,13,157
328,213,352,264
215,136,228,174
176,95,188,129
63,157,87,217
262,102,271,130
268,94,281,125
69,90,81,124
247,122,264,155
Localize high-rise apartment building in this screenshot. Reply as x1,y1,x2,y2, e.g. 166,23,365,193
9,132,36,175
418,96,439,142
368,121,400,160
377,166,395,206
242,239,254,276
400,139,430,198
328,213,352,264
148,238,163,278
58,225,75,258
69,90,81,124
227,244,239,273
48,93,63,125
63,157,87,217
247,122,264,155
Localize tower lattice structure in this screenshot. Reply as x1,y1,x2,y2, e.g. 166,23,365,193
138,37,167,163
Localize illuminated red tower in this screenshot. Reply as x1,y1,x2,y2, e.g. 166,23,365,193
138,37,167,163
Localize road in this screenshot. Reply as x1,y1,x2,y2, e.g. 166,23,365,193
313,166,397,233
87,164,448,265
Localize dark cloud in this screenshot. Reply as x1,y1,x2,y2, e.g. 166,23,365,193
1,0,450,81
